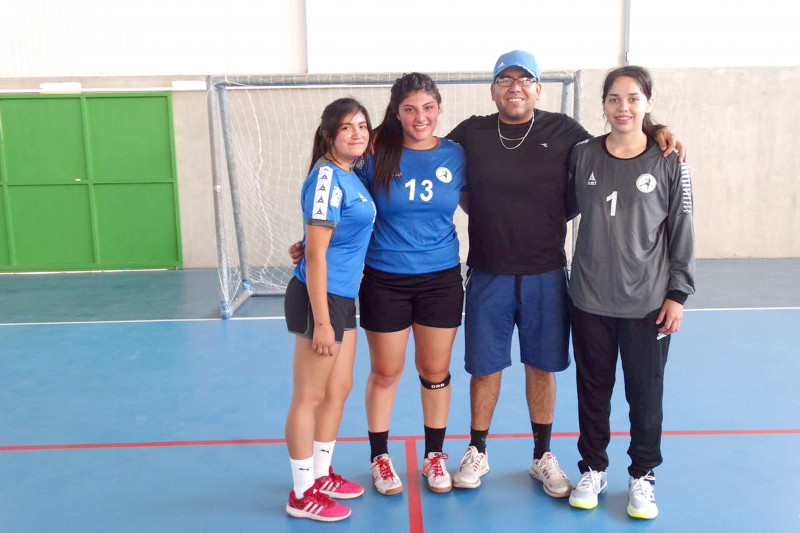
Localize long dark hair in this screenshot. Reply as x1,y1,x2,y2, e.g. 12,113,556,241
372,73,442,194
602,66,659,137
309,97,372,173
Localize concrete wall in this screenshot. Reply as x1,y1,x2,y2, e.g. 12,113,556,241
2,67,798,267
2,1,798,265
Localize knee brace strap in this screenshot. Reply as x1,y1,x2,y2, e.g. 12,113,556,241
419,372,451,390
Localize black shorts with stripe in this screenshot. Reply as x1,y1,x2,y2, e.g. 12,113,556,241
284,277,356,343
358,264,464,332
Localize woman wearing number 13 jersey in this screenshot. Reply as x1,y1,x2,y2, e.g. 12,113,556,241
356,73,467,496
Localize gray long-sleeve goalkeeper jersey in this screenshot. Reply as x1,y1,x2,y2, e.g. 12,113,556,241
567,135,695,319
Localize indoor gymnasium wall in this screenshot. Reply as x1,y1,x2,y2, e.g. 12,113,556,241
1,1,798,265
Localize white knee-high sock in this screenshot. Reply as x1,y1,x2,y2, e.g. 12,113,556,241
313,440,336,479
290,457,315,498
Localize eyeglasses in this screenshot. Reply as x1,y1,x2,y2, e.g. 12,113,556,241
494,77,537,87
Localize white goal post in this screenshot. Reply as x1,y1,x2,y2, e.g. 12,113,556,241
207,72,584,319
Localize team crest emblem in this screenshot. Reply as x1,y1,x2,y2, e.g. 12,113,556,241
587,172,597,186
636,174,657,193
435,167,452,183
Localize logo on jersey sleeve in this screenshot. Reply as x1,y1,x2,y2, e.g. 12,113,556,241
312,166,333,220
680,163,693,213
330,186,343,207
636,173,657,193
358,192,368,202
435,167,452,184
587,172,597,186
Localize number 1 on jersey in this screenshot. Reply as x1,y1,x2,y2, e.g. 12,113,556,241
606,191,618,216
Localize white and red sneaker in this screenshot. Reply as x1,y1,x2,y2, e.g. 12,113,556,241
370,453,404,495
422,452,452,493
452,445,490,489
285,482,351,522
529,451,572,498
316,466,364,499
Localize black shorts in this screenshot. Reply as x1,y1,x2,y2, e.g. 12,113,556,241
358,264,464,332
284,277,356,343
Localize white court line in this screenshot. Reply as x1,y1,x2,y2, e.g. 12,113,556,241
0,307,797,327
0,316,284,327
685,307,800,312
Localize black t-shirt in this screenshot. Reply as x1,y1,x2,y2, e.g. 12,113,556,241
448,109,591,274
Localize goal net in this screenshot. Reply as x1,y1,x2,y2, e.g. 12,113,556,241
207,72,582,318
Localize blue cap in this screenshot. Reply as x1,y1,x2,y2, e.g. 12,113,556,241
493,50,540,82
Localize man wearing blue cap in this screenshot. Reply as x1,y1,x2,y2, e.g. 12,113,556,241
448,50,680,498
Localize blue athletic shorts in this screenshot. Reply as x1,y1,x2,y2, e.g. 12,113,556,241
464,268,570,375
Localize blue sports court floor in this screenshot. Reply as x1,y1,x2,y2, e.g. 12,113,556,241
1,259,799,532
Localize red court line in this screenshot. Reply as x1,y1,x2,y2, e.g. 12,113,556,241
2,428,798,452
403,437,424,533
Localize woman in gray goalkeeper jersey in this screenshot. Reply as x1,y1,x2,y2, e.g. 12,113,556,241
565,66,695,520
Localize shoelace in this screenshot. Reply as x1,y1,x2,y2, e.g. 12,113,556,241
630,474,656,502
423,453,449,477
376,458,396,480
538,453,566,478
327,470,344,488
463,449,483,471
307,488,335,509
576,469,601,490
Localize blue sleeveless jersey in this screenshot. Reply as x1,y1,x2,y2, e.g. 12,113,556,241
359,138,467,274
294,158,376,298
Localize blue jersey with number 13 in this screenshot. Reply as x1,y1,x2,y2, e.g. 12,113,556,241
359,138,467,275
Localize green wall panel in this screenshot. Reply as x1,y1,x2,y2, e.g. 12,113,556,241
86,97,174,183
8,185,94,265
0,93,181,271
94,184,179,265
0,189,9,265
0,98,87,183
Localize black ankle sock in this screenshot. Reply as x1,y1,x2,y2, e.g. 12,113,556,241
423,426,446,457
368,430,389,461
469,427,489,454
532,422,552,460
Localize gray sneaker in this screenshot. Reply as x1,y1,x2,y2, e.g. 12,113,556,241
568,469,608,509
627,473,658,519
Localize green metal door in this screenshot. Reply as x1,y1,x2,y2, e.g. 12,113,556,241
0,93,182,271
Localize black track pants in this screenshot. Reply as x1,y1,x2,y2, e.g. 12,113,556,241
570,305,670,478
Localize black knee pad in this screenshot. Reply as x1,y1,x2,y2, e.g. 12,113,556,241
419,372,451,390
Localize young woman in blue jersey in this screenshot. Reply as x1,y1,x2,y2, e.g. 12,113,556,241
358,73,467,495
290,74,467,493
565,67,695,520
283,98,376,522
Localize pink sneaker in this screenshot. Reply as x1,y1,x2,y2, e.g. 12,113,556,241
285,482,351,522
317,466,364,499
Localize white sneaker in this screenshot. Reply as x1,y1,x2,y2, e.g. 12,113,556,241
370,453,403,496
569,468,608,509
421,452,452,493
452,446,489,489
627,473,658,519
529,451,572,498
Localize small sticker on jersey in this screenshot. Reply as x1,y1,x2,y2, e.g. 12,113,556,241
636,173,657,193
435,167,452,183
587,172,597,186
330,186,343,207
